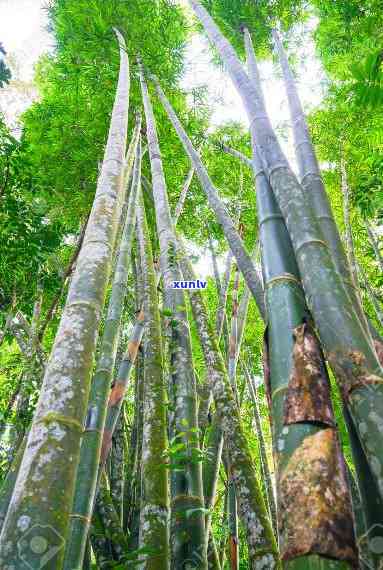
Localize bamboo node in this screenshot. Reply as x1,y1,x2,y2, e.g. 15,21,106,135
295,239,329,257
300,171,322,185
259,213,284,227
266,273,301,289
69,513,92,524
36,413,83,433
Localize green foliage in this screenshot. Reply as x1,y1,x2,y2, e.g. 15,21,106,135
350,49,383,108
0,116,62,318
0,44,11,88
200,0,307,56
0,1,382,567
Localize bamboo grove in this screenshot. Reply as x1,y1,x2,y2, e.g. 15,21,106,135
0,0,382,568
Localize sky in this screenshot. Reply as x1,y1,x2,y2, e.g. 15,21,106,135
0,0,52,129
0,0,327,276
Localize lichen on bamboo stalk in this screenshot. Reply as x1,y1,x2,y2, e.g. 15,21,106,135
177,238,279,568
139,63,207,568
136,192,169,569
0,29,130,569
64,121,142,570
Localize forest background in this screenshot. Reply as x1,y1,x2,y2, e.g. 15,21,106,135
0,0,382,568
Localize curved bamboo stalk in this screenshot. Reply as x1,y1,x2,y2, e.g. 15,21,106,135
174,166,194,224
187,0,383,507
139,64,207,569
272,28,371,340
64,126,141,570
152,77,266,321
0,30,129,563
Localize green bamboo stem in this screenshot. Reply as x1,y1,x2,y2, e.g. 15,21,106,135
227,263,240,402
244,363,277,532
0,30,130,568
38,215,89,342
63,125,141,570
219,491,229,569
340,158,359,290
358,262,383,327
95,473,129,565
216,250,233,342
0,434,27,534
227,469,239,570
136,192,169,569
139,64,207,569
188,0,383,508
174,166,194,224
152,77,266,321
207,233,230,353
343,404,383,567
109,417,125,524
90,511,113,569
346,465,374,570
365,220,383,274
207,532,222,570
178,239,279,568
272,28,371,340
127,353,145,549
244,29,356,568
99,312,145,469
219,142,253,169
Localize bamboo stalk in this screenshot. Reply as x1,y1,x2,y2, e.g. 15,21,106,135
174,166,194,224
177,239,279,568
187,0,383,509
139,64,207,569
365,220,383,274
152,77,266,321
135,191,169,569
63,121,141,570
272,28,371,340
244,28,356,567
0,31,130,566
